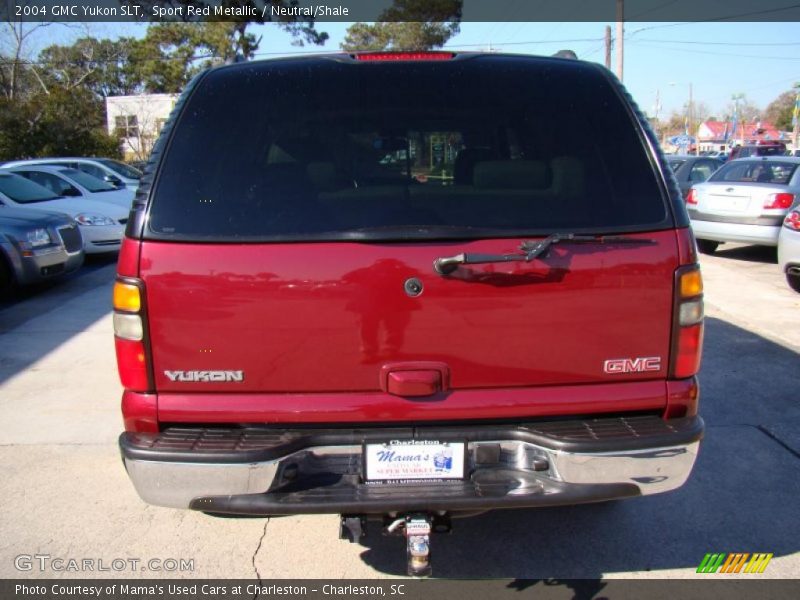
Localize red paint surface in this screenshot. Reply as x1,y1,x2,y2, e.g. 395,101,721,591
665,377,699,419
156,380,666,424
122,391,158,432
116,237,141,278
138,232,678,404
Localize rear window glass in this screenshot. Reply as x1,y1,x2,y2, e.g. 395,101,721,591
710,161,797,185
0,173,61,203
99,159,142,179
59,168,116,192
149,56,669,241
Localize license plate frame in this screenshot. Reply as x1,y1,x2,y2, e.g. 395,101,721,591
363,440,467,482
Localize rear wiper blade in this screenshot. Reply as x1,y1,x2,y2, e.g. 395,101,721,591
433,233,651,275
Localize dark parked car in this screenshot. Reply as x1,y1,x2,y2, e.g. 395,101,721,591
666,155,724,199
728,141,786,160
115,52,704,576
0,205,84,295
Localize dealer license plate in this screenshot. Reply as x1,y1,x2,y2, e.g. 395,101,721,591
364,441,466,482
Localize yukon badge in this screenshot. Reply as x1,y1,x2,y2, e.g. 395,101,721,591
165,370,244,382
603,357,661,374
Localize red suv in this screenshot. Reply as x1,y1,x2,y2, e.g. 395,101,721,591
115,53,704,574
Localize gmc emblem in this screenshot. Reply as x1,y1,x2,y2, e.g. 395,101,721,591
603,357,662,374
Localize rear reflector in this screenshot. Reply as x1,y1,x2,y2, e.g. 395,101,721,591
764,193,794,210
354,52,455,61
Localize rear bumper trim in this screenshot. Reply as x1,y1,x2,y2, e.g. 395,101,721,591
121,416,703,513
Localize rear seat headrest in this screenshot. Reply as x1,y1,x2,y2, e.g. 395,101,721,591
473,160,550,190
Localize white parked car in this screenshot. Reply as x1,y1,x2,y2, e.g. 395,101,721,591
1,157,142,189
0,171,127,254
687,157,800,254
778,206,800,292
6,165,134,210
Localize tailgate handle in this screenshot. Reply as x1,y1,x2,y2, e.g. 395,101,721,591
387,371,441,397
380,362,449,398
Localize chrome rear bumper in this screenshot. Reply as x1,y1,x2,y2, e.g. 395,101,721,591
121,416,703,514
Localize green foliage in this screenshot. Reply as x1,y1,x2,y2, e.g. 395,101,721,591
764,90,797,131
1,13,329,160
342,0,462,52
0,89,121,160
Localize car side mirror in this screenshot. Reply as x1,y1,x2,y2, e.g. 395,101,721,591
62,187,82,197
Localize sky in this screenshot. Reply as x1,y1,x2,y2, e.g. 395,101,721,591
19,20,800,123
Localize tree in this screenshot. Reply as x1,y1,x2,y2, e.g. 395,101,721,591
128,0,329,48
37,37,143,98
764,89,797,130
0,89,120,159
1,21,55,101
341,0,462,51
723,96,761,123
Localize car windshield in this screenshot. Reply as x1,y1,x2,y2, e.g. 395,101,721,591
149,56,669,241
0,173,61,203
709,161,797,185
59,168,117,192
98,159,142,179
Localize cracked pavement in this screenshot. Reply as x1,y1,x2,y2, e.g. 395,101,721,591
0,245,797,579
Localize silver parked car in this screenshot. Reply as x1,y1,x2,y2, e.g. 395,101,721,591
0,171,128,254
7,165,135,210
1,157,142,189
778,205,800,292
687,157,800,254
0,205,84,295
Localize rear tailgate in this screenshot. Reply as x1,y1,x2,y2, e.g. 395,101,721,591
132,54,686,423
141,231,676,396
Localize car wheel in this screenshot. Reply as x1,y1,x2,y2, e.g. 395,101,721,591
787,272,800,293
696,240,719,255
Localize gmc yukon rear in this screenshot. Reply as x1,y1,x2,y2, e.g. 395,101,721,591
115,53,704,575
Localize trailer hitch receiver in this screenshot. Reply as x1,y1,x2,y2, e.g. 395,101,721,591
405,514,432,577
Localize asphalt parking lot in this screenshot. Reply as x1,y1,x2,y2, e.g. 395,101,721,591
0,245,798,580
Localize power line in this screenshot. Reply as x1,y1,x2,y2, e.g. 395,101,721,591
629,40,800,61
637,38,800,47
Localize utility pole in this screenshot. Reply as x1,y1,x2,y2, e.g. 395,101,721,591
689,83,695,154
604,25,612,70
731,93,745,147
616,0,624,81
792,82,800,155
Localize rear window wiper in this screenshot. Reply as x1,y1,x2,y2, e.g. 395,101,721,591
433,233,653,275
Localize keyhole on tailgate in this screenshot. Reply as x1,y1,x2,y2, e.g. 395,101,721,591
404,277,423,297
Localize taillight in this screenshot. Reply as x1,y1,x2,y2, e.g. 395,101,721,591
670,264,704,379
784,210,800,231
764,193,795,210
113,277,152,392
354,52,455,61
686,188,698,205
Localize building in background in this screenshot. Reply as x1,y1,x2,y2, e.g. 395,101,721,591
105,94,179,162
697,120,786,153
